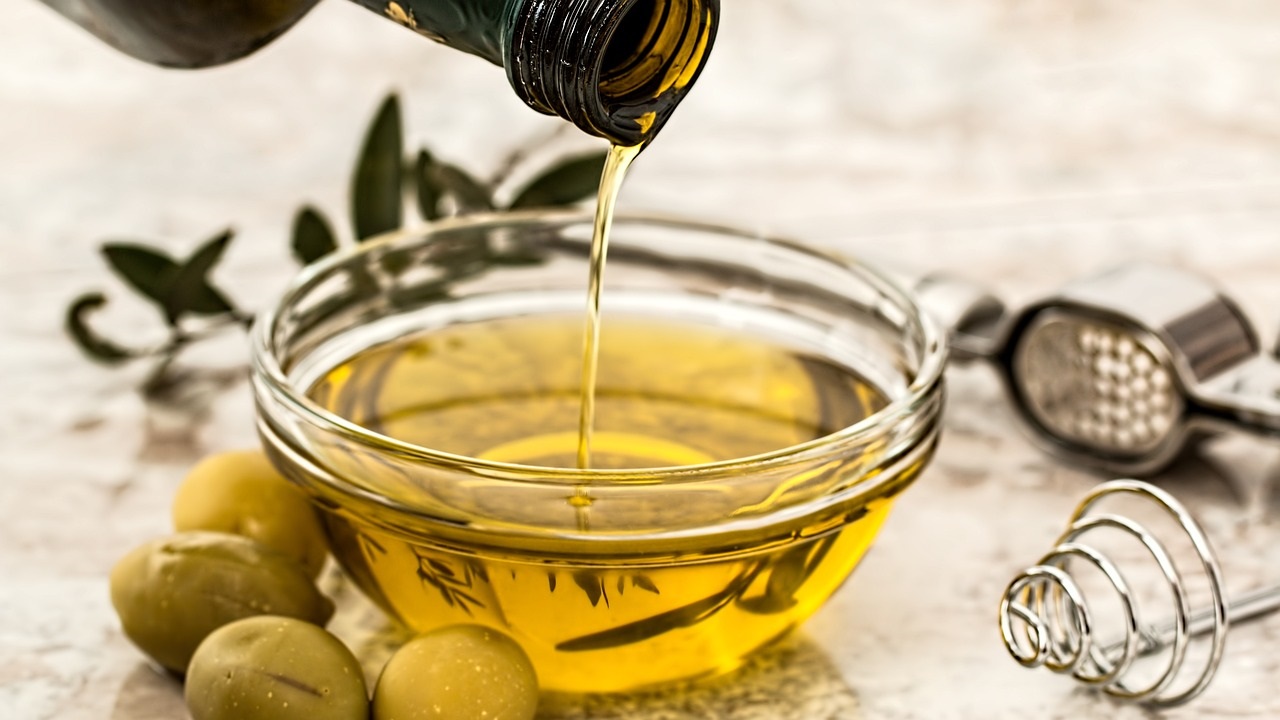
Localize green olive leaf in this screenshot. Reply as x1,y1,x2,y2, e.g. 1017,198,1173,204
101,239,236,324
631,575,660,594
464,560,489,584
737,539,824,615
413,550,484,615
100,243,180,306
165,230,236,319
292,206,339,265
572,571,608,608
557,564,764,652
557,592,724,653
380,248,414,276
413,150,443,221
352,93,404,241
431,162,494,213
483,223,549,268
488,246,547,267
429,234,493,276
360,535,387,557
64,292,138,365
508,151,607,209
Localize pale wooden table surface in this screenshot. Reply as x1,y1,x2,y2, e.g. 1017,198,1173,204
4,1,1280,718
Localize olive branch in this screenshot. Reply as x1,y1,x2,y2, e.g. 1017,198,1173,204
65,92,608,396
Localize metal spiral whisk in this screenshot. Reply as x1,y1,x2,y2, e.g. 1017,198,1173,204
999,480,1280,707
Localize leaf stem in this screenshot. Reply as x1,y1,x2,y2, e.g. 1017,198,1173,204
487,125,573,189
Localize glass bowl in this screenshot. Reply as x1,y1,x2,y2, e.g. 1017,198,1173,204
250,211,945,693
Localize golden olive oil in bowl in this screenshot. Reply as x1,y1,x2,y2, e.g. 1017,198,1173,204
252,213,945,693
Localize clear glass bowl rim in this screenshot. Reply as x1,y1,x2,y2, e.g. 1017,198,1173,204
250,210,948,486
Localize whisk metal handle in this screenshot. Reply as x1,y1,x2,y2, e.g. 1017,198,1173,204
1117,584,1280,657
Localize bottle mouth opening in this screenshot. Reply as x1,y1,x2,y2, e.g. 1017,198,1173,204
595,0,713,140
507,0,718,146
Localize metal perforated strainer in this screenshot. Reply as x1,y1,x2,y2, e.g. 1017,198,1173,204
915,263,1280,475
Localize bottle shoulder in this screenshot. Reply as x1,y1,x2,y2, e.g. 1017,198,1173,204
39,0,321,67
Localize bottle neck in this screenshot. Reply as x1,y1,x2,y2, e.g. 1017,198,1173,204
504,0,719,146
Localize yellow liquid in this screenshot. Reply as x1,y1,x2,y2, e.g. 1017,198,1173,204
577,143,641,469
307,315,921,692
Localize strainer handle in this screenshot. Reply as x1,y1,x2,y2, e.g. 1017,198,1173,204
1194,355,1280,437
911,273,1007,363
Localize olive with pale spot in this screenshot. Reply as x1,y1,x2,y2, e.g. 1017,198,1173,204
373,624,539,720
172,449,329,578
185,616,368,720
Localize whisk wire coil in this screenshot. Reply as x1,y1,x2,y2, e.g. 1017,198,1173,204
998,480,1228,707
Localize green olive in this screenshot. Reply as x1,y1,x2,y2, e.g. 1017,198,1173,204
186,616,368,720
373,625,538,720
109,531,335,673
173,449,328,578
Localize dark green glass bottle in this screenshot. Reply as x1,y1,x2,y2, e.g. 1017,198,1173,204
39,0,718,145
